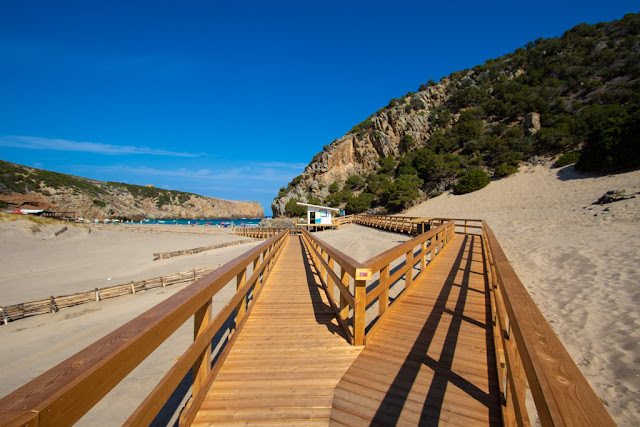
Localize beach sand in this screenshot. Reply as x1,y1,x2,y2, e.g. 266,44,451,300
0,163,638,425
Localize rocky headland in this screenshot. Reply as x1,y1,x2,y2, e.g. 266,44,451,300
0,160,263,220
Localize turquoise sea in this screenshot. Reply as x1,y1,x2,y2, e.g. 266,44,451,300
139,218,264,227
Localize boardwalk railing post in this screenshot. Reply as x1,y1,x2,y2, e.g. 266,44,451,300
405,249,414,288
378,265,390,316
327,257,334,300
193,298,212,398
354,268,371,346
354,278,366,346
339,269,350,330
236,268,247,327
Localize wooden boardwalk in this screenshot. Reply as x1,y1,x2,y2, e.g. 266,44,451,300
193,237,362,425
193,234,500,426
0,221,614,426
330,234,501,426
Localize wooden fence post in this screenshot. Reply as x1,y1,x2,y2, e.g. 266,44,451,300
236,268,247,327
95,288,100,301
421,241,428,271
405,249,414,288
193,298,212,398
339,269,350,328
320,249,326,284
130,282,136,294
354,275,368,346
327,258,334,300
0,307,7,325
49,296,57,313
378,265,390,317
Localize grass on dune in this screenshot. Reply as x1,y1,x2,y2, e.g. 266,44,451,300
0,212,72,226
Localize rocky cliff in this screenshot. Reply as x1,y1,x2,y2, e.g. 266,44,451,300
272,13,640,217
0,160,264,220
272,82,451,216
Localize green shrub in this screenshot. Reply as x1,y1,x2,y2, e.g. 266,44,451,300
494,163,518,178
554,152,581,167
289,175,303,187
0,200,7,209
454,168,491,194
93,199,107,208
344,175,365,191
278,187,287,198
378,156,396,174
284,199,306,217
577,109,640,171
401,133,416,150
328,181,340,194
383,175,423,212
346,193,375,214
365,173,392,196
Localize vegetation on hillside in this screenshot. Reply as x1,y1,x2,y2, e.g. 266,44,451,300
0,160,211,210
277,13,640,214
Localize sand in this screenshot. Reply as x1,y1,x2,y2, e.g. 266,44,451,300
0,163,638,425
0,223,249,304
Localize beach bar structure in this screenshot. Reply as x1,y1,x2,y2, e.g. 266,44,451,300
297,202,339,224
0,214,615,426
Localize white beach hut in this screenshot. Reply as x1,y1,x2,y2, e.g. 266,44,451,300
296,202,340,227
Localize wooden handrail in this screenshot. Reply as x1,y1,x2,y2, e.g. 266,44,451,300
352,215,614,425
353,213,483,235
299,229,361,343
0,230,291,427
481,222,615,426
234,227,288,238
299,222,456,346
362,222,456,341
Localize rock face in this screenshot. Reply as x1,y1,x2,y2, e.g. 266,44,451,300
271,81,452,216
522,112,541,135
0,160,264,220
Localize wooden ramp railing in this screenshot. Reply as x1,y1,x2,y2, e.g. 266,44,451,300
0,218,615,426
330,233,502,425
0,230,293,426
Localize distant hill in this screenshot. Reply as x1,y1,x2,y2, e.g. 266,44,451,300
0,160,264,220
272,13,640,217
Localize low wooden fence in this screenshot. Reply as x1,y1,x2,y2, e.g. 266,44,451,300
0,267,220,324
153,239,256,260
300,221,456,345
86,224,228,235
0,229,292,426
353,213,483,235
233,227,288,238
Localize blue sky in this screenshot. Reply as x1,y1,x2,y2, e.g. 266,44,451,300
1,1,637,216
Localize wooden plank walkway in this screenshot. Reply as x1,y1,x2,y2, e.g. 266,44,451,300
193,234,501,426
193,236,362,426
330,234,502,426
